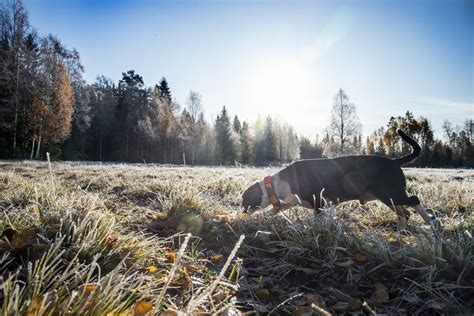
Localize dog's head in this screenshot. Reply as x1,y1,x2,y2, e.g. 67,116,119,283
241,182,267,213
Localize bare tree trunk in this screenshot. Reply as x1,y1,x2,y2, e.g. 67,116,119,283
125,134,129,161
30,139,35,159
35,135,42,159
13,62,20,152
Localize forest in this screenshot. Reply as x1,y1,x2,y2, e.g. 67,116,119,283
1,0,473,167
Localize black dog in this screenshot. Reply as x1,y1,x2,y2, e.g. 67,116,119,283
242,130,439,229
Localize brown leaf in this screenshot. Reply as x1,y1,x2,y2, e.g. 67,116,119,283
292,306,313,316
332,301,349,312
351,298,363,310
1,227,18,242
370,288,389,303
256,288,270,298
134,301,153,316
391,260,402,268
102,235,118,246
352,273,361,283
14,227,41,246
165,251,176,263
373,282,386,290
211,254,222,263
354,253,366,263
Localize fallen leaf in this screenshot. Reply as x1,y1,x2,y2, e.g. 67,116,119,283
370,288,389,303
78,283,100,296
10,227,41,247
239,213,253,221
388,236,398,245
332,301,349,312
256,288,270,298
146,265,158,273
305,294,325,307
292,306,313,316
102,235,118,246
134,301,153,316
352,273,361,283
373,282,386,290
354,253,366,263
185,263,198,273
338,259,353,268
160,311,178,316
165,251,176,263
391,260,402,268
211,254,222,263
351,298,363,310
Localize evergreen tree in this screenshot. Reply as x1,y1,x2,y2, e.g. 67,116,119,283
240,121,253,164
263,116,278,163
299,136,323,159
214,106,236,164
233,115,241,134
158,77,172,102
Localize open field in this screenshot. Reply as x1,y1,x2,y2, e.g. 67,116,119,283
0,160,473,315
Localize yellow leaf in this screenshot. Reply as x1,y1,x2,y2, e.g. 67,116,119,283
355,253,366,263
134,300,153,316
79,283,99,296
388,236,398,245
211,254,222,263
256,288,270,298
146,265,158,273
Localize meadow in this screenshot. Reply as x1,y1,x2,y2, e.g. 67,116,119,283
0,160,473,315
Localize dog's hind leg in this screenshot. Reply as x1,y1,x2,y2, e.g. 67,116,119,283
395,205,408,230
394,206,410,230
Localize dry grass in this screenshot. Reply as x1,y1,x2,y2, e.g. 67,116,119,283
0,160,473,315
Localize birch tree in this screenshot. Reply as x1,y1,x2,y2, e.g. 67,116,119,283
328,89,361,154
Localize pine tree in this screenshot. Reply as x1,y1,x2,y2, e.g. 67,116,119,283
240,121,253,164
233,115,241,134
263,116,278,163
215,106,236,164
158,77,172,103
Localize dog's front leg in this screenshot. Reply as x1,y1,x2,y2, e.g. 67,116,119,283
268,195,299,215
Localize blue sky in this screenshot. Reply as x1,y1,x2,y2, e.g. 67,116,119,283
21,0,473,138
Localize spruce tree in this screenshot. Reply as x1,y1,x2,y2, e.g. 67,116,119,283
215,106,236,164
158,77,172,102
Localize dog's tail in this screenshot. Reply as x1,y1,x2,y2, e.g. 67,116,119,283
395,129,421,165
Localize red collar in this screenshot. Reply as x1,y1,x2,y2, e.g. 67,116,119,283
264,176,281,211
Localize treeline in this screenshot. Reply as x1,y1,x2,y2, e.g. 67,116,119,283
364,113,474,168
1,0,472,167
